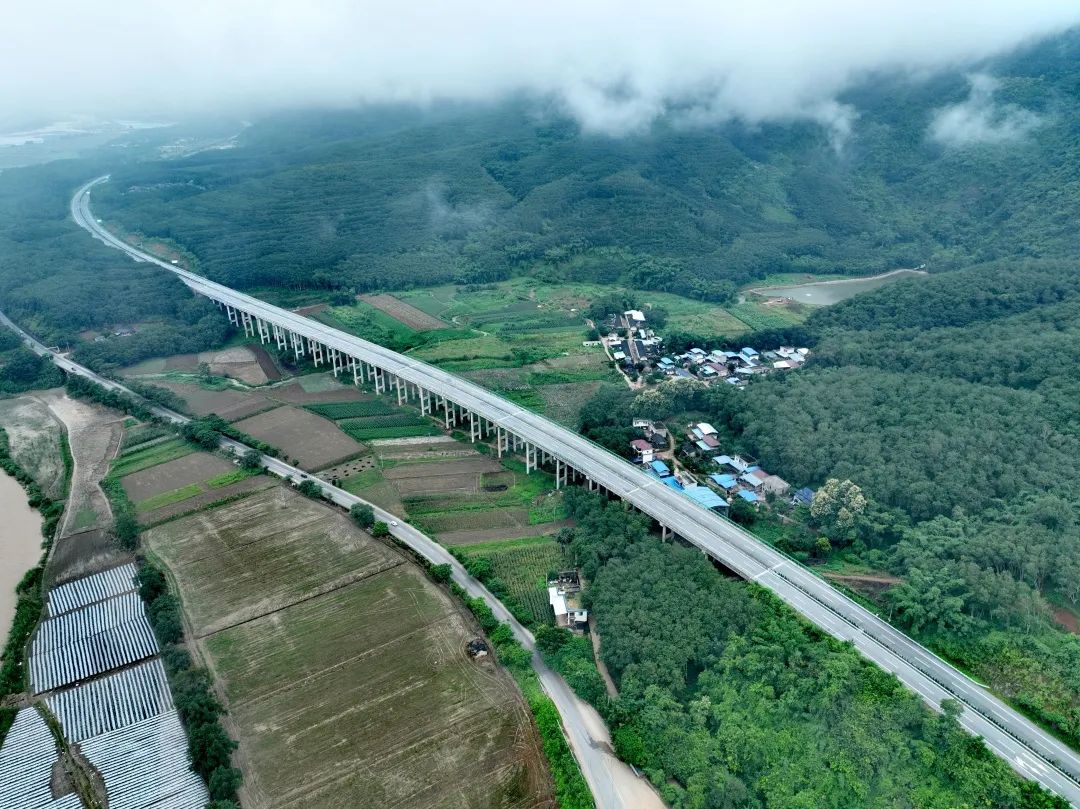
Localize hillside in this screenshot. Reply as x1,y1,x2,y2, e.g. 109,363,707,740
87,30,1080,303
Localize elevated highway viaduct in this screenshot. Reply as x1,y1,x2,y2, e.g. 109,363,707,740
73,176,1080,805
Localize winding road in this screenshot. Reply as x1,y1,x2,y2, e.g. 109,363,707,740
67,176,1080,806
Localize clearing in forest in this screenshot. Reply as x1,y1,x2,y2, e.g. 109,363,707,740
143,487,553,809
360,293,449,331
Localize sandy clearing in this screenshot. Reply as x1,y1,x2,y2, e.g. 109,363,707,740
38,391,124,537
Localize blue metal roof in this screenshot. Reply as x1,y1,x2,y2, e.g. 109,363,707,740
794,486,815,505
650,460,671,477
685,485,727,510
710,473,738,489
661,476,684,491
738,490,760,503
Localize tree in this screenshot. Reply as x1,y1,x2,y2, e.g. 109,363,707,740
350,502,375,529
208,766,243,802
240,449,263,470
810,479,867,543
0,347,45,384
372,521,390,537
296,479,321,498
430,563,452,583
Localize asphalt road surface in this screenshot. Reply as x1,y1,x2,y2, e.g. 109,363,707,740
69,176,1080,805
0,307,662,809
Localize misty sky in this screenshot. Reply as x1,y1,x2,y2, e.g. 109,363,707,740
4,1,1080,134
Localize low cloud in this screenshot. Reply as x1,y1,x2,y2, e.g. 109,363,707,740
2,1,1079,140
929,73,1043,146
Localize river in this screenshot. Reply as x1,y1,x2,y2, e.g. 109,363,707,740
751,268,927,305
0,471,43,640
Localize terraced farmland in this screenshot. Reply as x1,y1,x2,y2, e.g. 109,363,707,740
145,486,554,809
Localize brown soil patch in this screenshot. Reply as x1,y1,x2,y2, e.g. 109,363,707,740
439,519,575,546
360,294,448,331
268,380,367,405
1053,607,1080,635
233,406,364,470
248,345,282,382
383,457,502,480
318,457,377,481
292,303,328,317
155,380,274,421
47,529,130,587
38,391,124,537
140,476,277,526
121,452,234,501
823,572,901,600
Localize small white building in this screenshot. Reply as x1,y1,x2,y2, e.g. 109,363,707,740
624,309,646,323
695,422,718,437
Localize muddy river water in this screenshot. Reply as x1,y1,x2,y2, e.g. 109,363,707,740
0,471,43,639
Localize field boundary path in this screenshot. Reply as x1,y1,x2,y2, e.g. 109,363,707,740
68,176,1080,807
0,310,662,809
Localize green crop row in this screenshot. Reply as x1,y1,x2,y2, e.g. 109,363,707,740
305,400,393,419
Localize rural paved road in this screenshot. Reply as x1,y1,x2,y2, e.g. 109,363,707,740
0,309,662,809
68,176,1080,805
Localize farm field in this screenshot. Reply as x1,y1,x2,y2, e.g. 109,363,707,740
232,405,365,469
120,451,233,502
145,485,553,809
143,488,401,636
359,293,449,331
268,373,369,405
154,380,274,420
727,300,810,330
119,345,281,386
458,536,565,626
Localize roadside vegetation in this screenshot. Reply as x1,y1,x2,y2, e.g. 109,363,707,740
546,489,1067,809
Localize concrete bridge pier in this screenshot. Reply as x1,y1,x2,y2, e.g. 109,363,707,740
257,318,270,344
419,388,431,416
273,324,287,350
374,367,385,394
240,311,254,337
225,305,239,326
469,411,480,442
308,339,323,367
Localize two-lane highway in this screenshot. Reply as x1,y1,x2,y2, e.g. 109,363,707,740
0,305,663,809
71,176,1080,805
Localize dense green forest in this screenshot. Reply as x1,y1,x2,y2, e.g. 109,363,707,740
88,31,1080,304
0,160,230,369
575,255,1080,747
554,489,1066,809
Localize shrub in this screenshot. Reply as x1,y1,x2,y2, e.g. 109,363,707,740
372,521,390,537
430,563,452,583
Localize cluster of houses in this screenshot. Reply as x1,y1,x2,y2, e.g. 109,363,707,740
630,419,814,512
656,345,810,388
604,310,663,367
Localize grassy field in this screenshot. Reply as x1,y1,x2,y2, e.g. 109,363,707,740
459,536,565,626
109,438,195,478
144,486,553,809
727,300,811,330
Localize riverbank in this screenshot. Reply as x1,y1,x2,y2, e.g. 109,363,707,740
0,471,43,641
